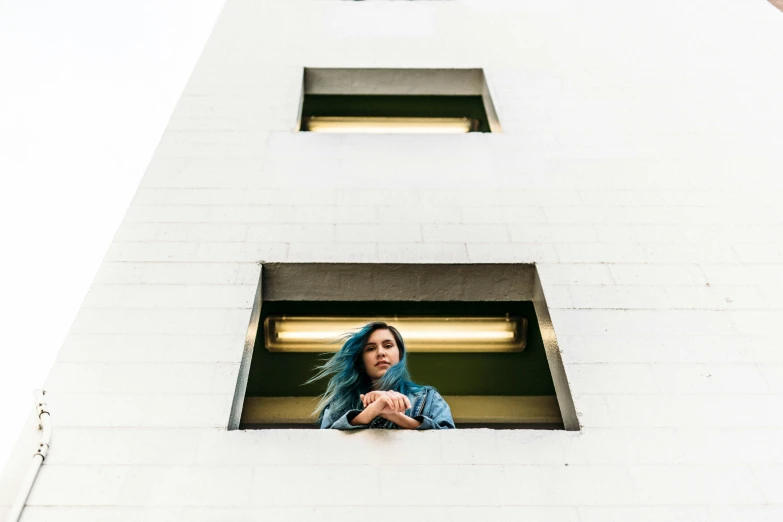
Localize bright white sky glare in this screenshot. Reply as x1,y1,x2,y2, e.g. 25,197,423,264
0,0,225,473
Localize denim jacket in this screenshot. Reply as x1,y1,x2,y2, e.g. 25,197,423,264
320,386,455,430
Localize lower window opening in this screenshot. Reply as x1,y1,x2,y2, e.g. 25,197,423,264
239,300,564,430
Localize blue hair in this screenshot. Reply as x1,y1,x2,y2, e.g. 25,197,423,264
309,321,422,417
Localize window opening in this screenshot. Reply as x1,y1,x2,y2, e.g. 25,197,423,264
297,68,501,133
230,264,577,431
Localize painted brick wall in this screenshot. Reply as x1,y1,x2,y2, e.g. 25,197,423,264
3,0,783,520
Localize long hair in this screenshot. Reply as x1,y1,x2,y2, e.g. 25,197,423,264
309,321,422,417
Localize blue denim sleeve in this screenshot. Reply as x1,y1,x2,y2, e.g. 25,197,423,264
320,405,369,430
414,390,455,430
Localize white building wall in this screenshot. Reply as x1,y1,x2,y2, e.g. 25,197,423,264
3,0,783,520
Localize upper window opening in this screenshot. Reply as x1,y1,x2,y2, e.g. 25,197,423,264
297,68,501,133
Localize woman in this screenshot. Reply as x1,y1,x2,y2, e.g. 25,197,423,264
312,321,455,430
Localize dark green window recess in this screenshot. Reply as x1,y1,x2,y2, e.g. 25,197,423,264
229,263,579,431
297,68,502,133
300,95,491,133
241,301,561,429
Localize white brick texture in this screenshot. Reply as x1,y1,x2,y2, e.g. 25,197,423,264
4,0,783,519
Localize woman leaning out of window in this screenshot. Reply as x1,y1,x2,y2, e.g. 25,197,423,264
311,321,455,430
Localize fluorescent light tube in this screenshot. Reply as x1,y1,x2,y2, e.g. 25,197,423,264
303,116,475,134
264,316,527,353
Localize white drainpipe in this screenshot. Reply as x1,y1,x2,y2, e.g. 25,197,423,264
7,390,51,522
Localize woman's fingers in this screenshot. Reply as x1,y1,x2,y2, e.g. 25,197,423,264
367,391,411,413
384,392,396,411
392,392,405,412
372,396,386,413
363,391,382,407
389,391,409,411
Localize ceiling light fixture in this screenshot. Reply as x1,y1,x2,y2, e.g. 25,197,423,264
303,116,476,134
264,316,527,353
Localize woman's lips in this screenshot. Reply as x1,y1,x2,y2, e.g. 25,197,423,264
375,361,390,367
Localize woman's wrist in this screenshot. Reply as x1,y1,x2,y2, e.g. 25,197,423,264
350,392,421,428
381,411,422,429
349,400,385,425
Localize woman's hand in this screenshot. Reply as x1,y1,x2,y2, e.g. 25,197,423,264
376,391,421,429
360,390,386,408
374,391,422,429
360,390,410,413
350,391,395,425
350,390,420,429
377,391,411,415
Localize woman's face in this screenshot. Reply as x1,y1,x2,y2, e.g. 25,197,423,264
362,328,401,381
